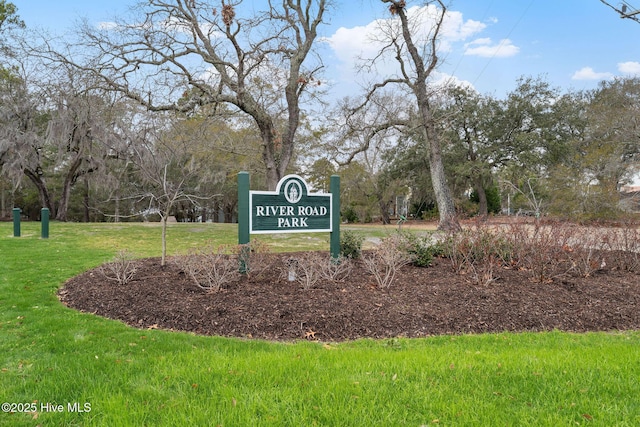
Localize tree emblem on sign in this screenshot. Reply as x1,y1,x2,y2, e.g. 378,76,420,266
284,180,302,204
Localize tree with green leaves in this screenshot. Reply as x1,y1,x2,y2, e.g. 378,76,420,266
0,1,25,216
0,0,23,56
0,62,130,221
545,78,640,219
440,86,502,217
475,77,561,217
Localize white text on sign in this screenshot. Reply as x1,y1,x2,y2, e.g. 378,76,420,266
255,205,328,217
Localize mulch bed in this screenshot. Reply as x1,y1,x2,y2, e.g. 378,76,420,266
58,252,640,342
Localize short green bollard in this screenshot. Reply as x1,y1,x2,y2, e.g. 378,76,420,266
12,207,21,237
41,208,50,239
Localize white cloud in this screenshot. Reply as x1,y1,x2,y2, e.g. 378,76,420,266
323,22,383,65
97,21,118,31
463,38,519,58
618,61,640,75
439,9,486,44
324,4,487,83
571,67,614,81
431,71,475,92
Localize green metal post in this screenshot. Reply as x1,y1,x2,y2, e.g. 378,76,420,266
12,207,21,237
330,175,341,260
41,208,50,239
237,172,250,273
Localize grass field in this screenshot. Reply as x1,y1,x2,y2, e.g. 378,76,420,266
1,221,639,426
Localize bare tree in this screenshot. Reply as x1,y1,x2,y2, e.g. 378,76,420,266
347,1,460,230
117,112,221,266
330,92,409,166
0,63,117,221
0,66,39,214
334,99,411,223
45,0,328,190
501,177,545,218
599,1,640,23
45,76,112,221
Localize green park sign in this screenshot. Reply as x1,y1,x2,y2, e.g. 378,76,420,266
237,172,341,268
250,174,331,233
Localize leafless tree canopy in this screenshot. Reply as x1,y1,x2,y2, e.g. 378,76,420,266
333,0,459,230
44,0,328,190
599,0,640,23
0,62,125,221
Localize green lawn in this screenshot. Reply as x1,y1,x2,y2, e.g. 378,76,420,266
1,221,639,426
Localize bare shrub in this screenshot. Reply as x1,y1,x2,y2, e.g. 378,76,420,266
441,231,468,274
601,223,640,272
441,228,508,285
320,255,354,283
531,224,559,278
283,253,354,290
234,238,274,278
177,245,239,292
283,252,324,290
99,250,138,285
563,230,607,277
502,222,531,269
502,221,573,282
442,221,634,284
362,234,414,288
567,247,604,277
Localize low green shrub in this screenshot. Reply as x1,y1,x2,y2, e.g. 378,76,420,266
397,231,443,267
342,205,359,223
340,229,364,259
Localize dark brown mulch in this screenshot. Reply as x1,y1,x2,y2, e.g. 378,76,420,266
58,252,640,342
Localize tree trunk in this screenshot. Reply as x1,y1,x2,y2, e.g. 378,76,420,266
379,199,391,225
258,119,288,191
392,0,460,232
224,202,235,224
114,194,120,223
24,168,54,216
83,177,90,222
429,153,459,230
56,155,84,222
423,123,460,231
161,216,168,267
475,176,488,218
0,181,6,218
265,162,280,191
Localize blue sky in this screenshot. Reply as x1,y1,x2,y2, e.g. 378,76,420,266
11,0,640,99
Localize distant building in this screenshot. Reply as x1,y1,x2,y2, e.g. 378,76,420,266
620,186,640,212
621,185,640,193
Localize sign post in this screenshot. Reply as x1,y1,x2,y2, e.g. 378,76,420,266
330,175,340,260
237,172,250,273
238,172,340,272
